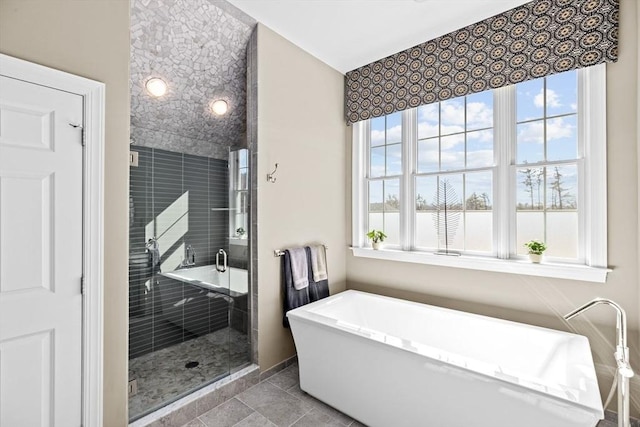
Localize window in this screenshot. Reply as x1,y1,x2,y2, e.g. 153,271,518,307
352,65,608,282
369,112,402,246
515,72,579,259
229,149,248,239
414,91,494,254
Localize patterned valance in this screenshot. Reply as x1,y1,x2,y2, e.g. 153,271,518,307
345,0,619,124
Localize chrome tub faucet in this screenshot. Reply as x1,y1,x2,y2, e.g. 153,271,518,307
564,298,634,427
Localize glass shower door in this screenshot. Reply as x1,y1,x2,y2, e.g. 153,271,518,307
128,147,236,421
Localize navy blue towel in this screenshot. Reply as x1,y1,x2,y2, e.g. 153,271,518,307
282,247,330,328
282,249,310,328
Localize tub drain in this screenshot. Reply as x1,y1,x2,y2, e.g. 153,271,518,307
185,361,199,369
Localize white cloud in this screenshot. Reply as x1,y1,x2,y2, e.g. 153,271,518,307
370,165,385,177
466,150,494,169
441,134,464,150
419,103,438,121
441,124,465,136
387,124,402,143
417,141,439,172
441,100,465,126
467,129,493,144
467,102,492,129
547,117,575,140
371,130,385,146
371,124,402,146
418,122,439,139
517,117,574,144
420,99,492,134
534,88,562,109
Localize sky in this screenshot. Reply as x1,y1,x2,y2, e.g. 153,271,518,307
368,69,579,213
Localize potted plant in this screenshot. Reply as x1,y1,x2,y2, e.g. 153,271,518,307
524,240,547,263
236,227,246,238
366,229,387,250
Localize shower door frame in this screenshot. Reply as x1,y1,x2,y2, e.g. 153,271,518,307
0,54,106,427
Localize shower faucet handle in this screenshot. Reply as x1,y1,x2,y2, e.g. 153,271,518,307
181,244,196,267
188,245,196,263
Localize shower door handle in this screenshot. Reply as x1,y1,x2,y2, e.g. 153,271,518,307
216,249,227,273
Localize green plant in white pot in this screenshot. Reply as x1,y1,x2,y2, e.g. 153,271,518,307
366,229,387,250
524,240,547,263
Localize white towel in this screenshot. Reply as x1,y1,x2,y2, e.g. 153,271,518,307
310,245,327,282
288,247,309,290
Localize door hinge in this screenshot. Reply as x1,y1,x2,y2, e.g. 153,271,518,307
128,379,138,397
68,123,85,146
81,276,85,295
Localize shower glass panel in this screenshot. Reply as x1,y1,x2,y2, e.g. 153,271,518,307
128,146,251,421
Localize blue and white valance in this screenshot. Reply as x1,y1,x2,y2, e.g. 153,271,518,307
345,0,619,124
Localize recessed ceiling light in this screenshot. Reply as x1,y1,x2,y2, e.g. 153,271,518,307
145,77,167,97
210,99,229,115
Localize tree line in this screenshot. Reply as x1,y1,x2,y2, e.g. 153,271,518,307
370,192,492,212
519,166,576,210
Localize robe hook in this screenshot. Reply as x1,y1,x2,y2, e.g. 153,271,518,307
267,163,279,183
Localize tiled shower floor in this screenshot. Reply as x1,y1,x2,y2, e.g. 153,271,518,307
129,327,250,420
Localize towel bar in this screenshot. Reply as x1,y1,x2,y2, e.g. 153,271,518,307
274,245,328,257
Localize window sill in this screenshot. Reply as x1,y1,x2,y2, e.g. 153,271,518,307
350,247,610,283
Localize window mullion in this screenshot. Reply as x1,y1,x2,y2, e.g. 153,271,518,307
494,85,516,259
581,64,607,267
352,121,368,248
402,108,416,251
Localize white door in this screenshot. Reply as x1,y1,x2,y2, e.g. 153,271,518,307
0,76,84,426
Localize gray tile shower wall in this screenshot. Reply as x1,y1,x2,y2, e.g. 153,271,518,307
129,146,231,359
131,126,233,160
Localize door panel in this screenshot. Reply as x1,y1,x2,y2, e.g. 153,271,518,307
0,330,53,427
0,76,83,427
0,172,53,293
0,103,54,151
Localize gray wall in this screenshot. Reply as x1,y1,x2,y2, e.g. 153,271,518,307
129,146,230,359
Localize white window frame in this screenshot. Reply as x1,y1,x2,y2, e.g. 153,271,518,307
351,64,609,283
229,149,249,246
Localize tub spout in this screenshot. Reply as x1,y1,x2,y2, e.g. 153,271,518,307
564,298,627,348
564,298,634,427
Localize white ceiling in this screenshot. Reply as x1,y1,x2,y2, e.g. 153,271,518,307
226,0,532,74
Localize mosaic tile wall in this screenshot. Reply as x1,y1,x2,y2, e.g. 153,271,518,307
131,0,256,154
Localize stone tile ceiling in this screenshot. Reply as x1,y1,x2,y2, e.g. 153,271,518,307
131,0,256,148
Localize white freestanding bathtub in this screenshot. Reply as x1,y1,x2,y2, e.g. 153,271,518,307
287,290,603,427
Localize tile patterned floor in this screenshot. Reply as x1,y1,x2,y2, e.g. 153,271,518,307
182,363,363,427
179,362,629,427
130,327,251,420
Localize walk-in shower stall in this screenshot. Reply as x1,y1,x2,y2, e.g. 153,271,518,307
128,147,251,420
128,0,256,420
